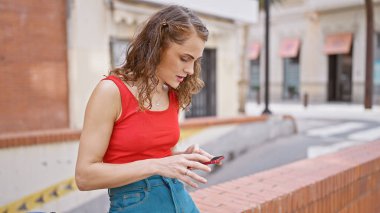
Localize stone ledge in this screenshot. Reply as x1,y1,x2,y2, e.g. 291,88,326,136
190,140,380,212
180,115,271,129
0,115,285,149
0,129,81,149
0,115,296,150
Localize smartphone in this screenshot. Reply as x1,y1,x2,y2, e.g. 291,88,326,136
202,155,224,165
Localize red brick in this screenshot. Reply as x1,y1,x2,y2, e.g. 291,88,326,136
0,0,69,134
192,140,380,213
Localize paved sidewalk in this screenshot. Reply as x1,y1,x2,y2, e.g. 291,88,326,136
246,102,380,122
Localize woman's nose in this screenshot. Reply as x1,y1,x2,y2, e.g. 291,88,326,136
184,64,194,75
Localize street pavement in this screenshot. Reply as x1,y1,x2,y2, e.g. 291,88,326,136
246,102,380,122
193,117,380,191
191,102,380,191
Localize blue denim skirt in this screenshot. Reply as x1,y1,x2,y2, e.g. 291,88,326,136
108,175,200,213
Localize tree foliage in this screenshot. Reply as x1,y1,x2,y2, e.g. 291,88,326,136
258,0,282,10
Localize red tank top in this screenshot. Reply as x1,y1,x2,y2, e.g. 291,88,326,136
101,75,180,164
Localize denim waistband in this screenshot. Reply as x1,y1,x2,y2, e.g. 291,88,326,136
108,175,179,196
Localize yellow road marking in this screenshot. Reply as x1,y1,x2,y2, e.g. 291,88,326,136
0,178,77,213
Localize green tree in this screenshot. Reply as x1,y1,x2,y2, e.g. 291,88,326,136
258,0,282,9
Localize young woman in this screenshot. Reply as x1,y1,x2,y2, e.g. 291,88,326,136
75,5,220,213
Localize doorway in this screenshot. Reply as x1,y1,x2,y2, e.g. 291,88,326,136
327,53,353,102
185,48,217,118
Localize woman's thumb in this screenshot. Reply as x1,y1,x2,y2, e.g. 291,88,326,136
193,144,200,153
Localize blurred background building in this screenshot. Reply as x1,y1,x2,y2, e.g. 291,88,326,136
0,0,259,209
2,0,380,135
247,0,380,105
2,0,380,212
0,0,258,135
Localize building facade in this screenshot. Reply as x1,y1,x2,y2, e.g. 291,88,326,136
0,0,258,134
247,0,380,105
68,0,257,129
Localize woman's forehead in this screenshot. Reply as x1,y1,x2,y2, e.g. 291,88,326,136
169,35,205,58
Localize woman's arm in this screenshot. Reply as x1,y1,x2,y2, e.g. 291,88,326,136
171,147,185,155
75,80,158,191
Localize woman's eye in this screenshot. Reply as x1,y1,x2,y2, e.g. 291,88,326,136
181,57,190,62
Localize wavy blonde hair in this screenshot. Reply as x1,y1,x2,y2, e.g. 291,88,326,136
109,5,209,110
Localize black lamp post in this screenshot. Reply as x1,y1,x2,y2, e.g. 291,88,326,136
262,0,272,114
364,0,374,109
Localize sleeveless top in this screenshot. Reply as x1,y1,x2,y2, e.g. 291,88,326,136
101,75,180,164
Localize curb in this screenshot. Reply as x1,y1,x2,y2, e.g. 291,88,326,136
180,115,269,129
0,129,81,149
0,115,283,149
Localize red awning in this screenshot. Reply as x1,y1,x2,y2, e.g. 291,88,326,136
248,42,261,60
279,38,301,58
324,33,352,55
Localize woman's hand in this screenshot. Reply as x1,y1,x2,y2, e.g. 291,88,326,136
154,153,212,188
184,144,223,166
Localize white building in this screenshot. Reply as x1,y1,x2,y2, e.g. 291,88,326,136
247,0,380,105
67,0,259,128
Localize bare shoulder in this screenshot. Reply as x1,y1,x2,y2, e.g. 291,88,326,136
85,79,121,122
77,79,121,171
93,79,120,100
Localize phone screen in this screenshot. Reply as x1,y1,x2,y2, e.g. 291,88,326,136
203,156,224,165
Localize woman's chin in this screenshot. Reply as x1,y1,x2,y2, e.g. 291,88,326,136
166,82,180,89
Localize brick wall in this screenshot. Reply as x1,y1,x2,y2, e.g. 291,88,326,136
0,0,69,133
191,140,380,213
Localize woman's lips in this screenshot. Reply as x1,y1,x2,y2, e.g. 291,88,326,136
176,75,185,82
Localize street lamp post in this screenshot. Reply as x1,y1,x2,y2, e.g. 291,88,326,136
364,0,374,109
262,0,272,114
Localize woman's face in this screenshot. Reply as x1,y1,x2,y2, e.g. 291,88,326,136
156,32,206,89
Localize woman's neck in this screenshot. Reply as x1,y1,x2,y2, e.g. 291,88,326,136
155,78,168,94
155,81,168,94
